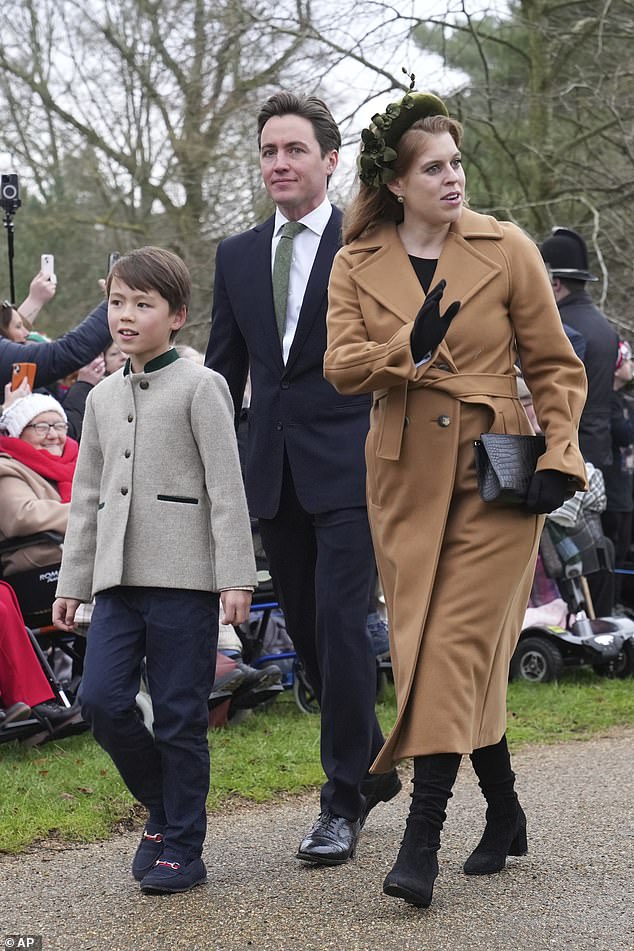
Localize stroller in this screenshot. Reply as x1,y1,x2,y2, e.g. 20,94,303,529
511,510,634,683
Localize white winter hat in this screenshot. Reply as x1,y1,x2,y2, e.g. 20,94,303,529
0,394,67,438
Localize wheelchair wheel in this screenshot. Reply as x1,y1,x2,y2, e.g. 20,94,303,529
510,635,564,683
292,660,319,715
593,640,634,678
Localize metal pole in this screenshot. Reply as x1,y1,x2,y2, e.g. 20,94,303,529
3,210,16,303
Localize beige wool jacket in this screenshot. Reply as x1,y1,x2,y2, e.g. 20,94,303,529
0,455,67,575
56,350,257,602
324,209,587,769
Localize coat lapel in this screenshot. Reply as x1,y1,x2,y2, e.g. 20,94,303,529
350,210,504,327
350,237,424,327
348,210,505,368
438,209,504,309
284,206,342,374
251,216,286,370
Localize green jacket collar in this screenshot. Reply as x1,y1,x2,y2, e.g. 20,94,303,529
123,348,180,376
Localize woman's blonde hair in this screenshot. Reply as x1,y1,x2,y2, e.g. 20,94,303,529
342,115,463,244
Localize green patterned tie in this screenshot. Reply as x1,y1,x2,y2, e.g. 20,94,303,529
272,221,306,341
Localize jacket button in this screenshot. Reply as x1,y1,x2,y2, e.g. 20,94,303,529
275,422,283,431
121,487,128,495
281,381,290,390
140,380,149,390
437,414,451,428
124,450,131,459
127,414,134,423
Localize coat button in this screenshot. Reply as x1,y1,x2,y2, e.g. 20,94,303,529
121,487,128,495
281,381,290,389
124,450,131,458
275,422,283,431
437,414,451,428
140,380,149,390
127,414,134,423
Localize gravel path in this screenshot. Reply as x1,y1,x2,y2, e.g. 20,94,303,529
1,729,633,951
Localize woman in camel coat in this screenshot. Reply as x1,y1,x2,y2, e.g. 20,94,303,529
324,92,587,909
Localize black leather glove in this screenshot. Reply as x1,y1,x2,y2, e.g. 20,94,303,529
525,469,571,514
410,279,461,362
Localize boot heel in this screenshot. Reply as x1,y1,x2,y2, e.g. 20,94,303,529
508,818,528,856
463,806,528,875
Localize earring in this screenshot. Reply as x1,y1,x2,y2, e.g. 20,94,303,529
397,195,404,204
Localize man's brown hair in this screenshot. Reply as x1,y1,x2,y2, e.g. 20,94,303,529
257,92,341,156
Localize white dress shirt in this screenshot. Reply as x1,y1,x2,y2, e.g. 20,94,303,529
271,197,332,364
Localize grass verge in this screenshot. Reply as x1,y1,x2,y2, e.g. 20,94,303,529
1,671,632,854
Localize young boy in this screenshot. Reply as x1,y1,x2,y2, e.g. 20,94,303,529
53,247,256,895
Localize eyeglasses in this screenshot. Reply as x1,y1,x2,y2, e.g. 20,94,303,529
24,421,68,435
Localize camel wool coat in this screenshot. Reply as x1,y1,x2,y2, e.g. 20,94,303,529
324,209,587,771
0,455,67,575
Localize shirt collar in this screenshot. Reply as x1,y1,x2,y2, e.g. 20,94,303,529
274,196,332,239
123,347,180,376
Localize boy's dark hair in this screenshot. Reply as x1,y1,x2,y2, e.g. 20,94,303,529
257,92,341,156
106,246,192,314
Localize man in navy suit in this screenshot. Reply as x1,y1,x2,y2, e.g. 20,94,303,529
205,92,400,865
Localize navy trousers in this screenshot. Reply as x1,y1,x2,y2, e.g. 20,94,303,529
79,586,219,860
259,456,384,820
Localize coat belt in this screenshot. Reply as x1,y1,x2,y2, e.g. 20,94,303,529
374,370,521,461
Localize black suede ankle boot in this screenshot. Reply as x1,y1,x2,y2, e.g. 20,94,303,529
464,735,528,875
383,752,461,908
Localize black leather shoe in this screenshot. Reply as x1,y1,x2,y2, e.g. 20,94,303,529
33,701,82,727
296,811,360,866
360,768,402,826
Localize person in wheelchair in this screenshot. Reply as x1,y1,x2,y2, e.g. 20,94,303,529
0,393,83,733
0,392,75,576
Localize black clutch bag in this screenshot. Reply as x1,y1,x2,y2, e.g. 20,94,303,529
474,433,546,504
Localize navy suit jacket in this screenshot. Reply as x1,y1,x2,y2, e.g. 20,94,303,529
205,206,371,519
558,290,619,468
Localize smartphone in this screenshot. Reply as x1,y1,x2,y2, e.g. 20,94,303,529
41,253,57,285
11,362,37,391
107,251,121,273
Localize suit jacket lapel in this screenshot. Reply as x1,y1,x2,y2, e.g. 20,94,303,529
251,216,286,370
284,207,342,374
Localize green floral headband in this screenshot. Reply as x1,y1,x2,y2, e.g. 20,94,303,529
357,74,449,189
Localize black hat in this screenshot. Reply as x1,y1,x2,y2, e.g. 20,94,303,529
539,227,598,282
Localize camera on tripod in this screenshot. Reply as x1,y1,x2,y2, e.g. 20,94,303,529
0,173,21,214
